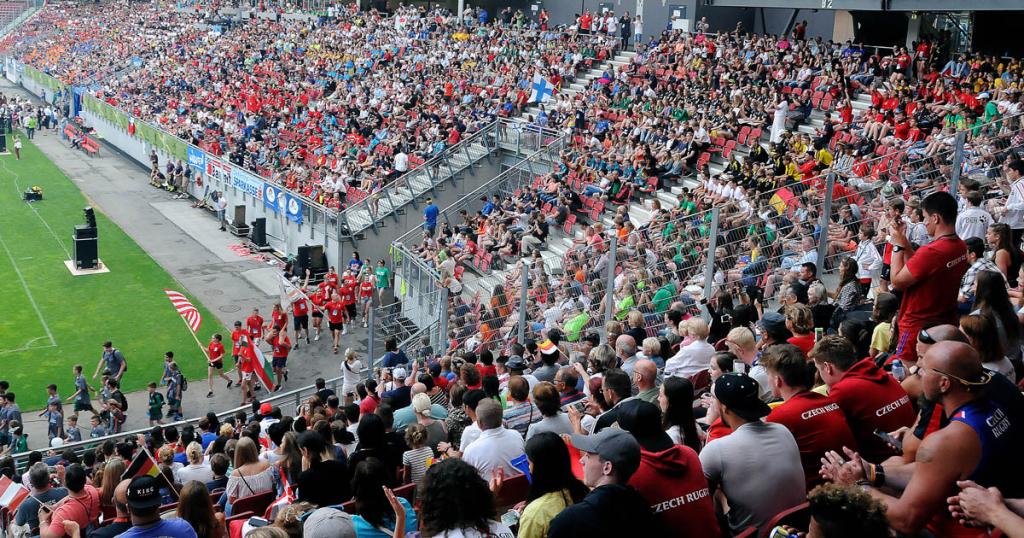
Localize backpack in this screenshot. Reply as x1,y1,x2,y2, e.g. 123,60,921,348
180,373,188,392
114,390,128,412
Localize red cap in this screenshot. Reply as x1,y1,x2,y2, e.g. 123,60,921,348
260,403,273,415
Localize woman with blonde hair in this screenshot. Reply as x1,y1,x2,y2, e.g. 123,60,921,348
178,441,214,484
784,303,816,355
99,457,124,509
664,317,714,379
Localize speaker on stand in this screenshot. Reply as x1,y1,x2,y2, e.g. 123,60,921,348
250,217,268,248
73,207,99,269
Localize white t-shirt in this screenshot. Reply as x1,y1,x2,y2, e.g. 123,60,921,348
433,521,514,538
394,151,409,172
956,206,994,241
341,359,363,390
463,427,526,481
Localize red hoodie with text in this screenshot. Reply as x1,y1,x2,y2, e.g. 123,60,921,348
828,358,916,462
628,445,721,538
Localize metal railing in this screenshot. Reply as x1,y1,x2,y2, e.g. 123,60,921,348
6,373,349,470
337,119,500,238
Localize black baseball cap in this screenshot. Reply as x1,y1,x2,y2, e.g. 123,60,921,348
127,476,163,511
570,428,641,479
714,373,771,421
617,400,674,453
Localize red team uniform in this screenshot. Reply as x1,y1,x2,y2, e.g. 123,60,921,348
208,340,225,368
246,314,264,341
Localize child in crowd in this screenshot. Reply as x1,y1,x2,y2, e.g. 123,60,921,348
89,414,107,439
402,423,434,485
44,401,63,441
869,292,899,359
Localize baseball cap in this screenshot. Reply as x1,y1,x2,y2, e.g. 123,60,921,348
757,312,787,335
127,476,163,511
303,507,356,538
978,92,991,100
570,428,641,479
713,373,771,421
616,400,674,453
392,367,408,380
506,355,527,370
260,403,273,416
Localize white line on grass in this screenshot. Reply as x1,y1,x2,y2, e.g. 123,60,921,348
0,336,56,355
2,156,73,259
0,232,56,347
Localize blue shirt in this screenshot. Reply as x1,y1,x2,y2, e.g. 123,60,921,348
353,497,418,538
424,204,439,227
116,518,198,538
200,432,217,450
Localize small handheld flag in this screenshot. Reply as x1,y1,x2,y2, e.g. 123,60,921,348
122,448,161,481
164,289,202,333
0,476,29,512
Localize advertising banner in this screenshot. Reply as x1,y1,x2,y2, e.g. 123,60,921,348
285,193,303,224
206,158,232,187
187,146,206,176
231,167,264,199
263,182,284,213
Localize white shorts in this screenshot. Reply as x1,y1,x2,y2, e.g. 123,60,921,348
241,371,253,381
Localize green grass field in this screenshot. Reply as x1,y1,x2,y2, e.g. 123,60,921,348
0,133,224,410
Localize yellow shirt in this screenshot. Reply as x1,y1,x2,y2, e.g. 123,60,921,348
816,148,834,167
518,490,575,538
871,321,892,354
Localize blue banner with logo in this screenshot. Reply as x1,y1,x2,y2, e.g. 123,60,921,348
263,183,284,213
231,167,263,199
187,146,206,175
285,193,303,224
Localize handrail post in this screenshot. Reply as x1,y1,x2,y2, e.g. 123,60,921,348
603,235,618,344
518,267,528,344
816,174,837,271
949,130,968,195
703,207,721,303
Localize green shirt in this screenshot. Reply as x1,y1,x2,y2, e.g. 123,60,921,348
679,200,696,214
652,283,676,313
374,266,391,288
564,312,591,342
148,392,164,415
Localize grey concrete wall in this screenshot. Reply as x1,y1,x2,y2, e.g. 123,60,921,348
752,7,835,38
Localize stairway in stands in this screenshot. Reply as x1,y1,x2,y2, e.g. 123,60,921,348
460,85,875,301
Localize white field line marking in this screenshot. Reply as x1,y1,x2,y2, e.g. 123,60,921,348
0,336,56,355
2,156,73,258
0,232,56,346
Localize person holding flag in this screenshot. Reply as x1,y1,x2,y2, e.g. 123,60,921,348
326,292,346,355
271,329,292,392
230,321,247,387
206,334,233,399
237,338,257,406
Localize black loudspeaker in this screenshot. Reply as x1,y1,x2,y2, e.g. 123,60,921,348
296,245,312,274
234,205,246,226
73,237,98,269
309,245,327,272
74,224,97,239
250,218,267,247
84,207,96,228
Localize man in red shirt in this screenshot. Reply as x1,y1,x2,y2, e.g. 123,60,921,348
270,328,291,392
762,344,857,489
205,333,233,399
339,279,356,333
359,273,375,328
291,278,311,347
620,401,720,538
37,464,100,538
231,320,248,386
246,308,265,344
268,304,288,335
325,292,346,354
237,336,256,405
310,286,328,342
890,191,968,364
812,335,916,462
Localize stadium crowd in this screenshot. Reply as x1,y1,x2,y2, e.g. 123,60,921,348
2,3,619,212
6,3,1024,538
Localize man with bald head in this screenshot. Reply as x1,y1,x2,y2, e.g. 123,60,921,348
822,341,1024,536
392,381,448,429
90,479,132,537
615,334,639,378
633,359,659,404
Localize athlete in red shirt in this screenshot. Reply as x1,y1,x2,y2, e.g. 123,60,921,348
231,321,248,385
238,336,256,405
310,286,328,342
324,266,340,289
325,292,346,354
268,304,288,334
271,328,291,392
812,335,915,462
291,271,311,346
246,309,265,343
206,333,233,398
762,344,858,489
339,281,356,329
359,274,375,328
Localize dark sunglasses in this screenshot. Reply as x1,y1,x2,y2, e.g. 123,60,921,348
918,329,936,345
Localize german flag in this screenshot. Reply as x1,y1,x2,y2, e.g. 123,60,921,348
122,448,160,481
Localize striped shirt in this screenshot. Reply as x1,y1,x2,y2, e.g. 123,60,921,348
402,446,434,484
502,401,540,438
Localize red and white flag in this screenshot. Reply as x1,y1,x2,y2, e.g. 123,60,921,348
164,289,202,333
0,475,29,512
